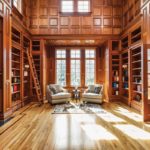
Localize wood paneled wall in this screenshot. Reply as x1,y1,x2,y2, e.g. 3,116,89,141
46,47,56,84
29,0,122,35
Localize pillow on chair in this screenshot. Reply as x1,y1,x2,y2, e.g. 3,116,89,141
49,84,64,94
94,86,102,94
87,85,96,93
49,85,57,94
55,85,64,93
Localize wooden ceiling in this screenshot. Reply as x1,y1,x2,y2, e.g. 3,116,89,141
46,39,105,47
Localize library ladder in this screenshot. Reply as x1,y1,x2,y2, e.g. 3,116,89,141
26,49,42,105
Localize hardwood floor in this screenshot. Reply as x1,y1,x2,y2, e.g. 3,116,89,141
0,102,150,150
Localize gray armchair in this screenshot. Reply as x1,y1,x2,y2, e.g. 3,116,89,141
82,84,104,104
46,84,71,104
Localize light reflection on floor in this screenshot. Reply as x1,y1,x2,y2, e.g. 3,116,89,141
52,103,150,149
113,106,142,122
114,124,150,140
96,111,126,123
81,124,118,140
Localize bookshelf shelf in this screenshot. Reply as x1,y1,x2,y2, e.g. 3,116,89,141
11,27,21,106
121,50,129,100
32,41,40,51
32,41,41,97
23,36,31,103
131,44,143,109
110,40,121,98
12,91,20,94
121,36,128,50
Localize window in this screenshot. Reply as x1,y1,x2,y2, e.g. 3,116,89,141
13,0,22,13
71,50,81,86
78,0,90,12
61,0,74,12
56,50,66,86
55,48,96,87
61,0,91,14
85,50,95,85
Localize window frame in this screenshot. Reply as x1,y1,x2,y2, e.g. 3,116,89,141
70,49,81,86
55,49,67,86
60,0,92,16
85,49,96,86
55,47,96,88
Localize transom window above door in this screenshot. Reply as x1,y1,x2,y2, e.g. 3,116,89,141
60,0,91,14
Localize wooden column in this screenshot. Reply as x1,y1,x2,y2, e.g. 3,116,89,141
66,49,70,87
0,0,12,123
81,49,85,87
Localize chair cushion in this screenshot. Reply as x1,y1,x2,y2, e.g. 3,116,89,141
52,92,71,100
82,93,102,99
94,86,102,94
87,84,103,94
49,86,57,94
49,84,63,94
54,84,64,93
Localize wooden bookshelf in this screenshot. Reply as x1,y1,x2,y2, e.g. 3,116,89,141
12,27,21,46
123,0,141,29
32,41,40,51
112,54,120,96
121,35,128,50
32,55,41,98
130,44,143,111
121,50,129,103
23,36,31,103
131,26,141,45
108,40,121,101
11,27,21,107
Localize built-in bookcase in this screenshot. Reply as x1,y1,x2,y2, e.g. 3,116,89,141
110,40,121,99
32,55,41,97
123,0,141,28
131,45,143,111
32,41,40,51
131,26,141,45
11,27,21,107
0,18,3,112
11,27,32,110
112,54,120,96
33,55,41,81
122,36,128,50
23,36,31,103
12,27,21,45
121,50,129,101
121,25,143,111
31,40,41,99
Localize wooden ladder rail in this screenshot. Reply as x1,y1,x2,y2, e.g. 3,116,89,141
26,49,42,105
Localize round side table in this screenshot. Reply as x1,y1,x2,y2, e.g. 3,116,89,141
72,89,80,103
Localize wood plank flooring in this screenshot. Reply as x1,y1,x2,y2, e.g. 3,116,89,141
0,102,150,150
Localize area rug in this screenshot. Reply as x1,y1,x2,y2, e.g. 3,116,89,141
52,103,106,114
